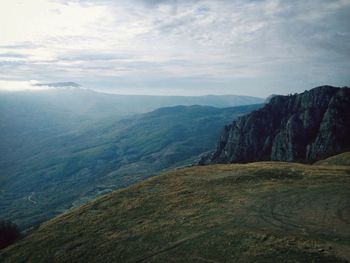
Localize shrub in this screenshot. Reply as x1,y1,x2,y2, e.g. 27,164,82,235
0,220,20,249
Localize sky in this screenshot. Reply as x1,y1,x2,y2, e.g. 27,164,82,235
0,0,349,97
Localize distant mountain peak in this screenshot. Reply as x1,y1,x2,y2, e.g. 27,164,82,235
34,82,81,89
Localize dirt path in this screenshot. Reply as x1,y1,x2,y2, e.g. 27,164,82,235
192,256,221,263
27,192,37,204
133,211,250,262
134,232,206,262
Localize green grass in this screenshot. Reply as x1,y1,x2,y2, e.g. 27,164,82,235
1,158,350,262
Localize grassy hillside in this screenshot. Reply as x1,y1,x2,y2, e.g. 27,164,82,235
315,152,350,166
2,159,349,262
0,103,261,230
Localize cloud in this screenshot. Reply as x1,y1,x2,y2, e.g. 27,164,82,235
0,0,349,96
0,52,28,58
0,80,52,91
0,80,83,91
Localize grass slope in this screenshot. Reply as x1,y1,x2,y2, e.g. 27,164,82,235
1,158,350,262
315,152,350,166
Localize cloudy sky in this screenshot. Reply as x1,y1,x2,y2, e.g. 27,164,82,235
0,0,349,97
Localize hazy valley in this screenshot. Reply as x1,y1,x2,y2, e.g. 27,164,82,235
0,89,262,229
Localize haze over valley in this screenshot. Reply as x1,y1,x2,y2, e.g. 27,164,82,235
0,88,262,229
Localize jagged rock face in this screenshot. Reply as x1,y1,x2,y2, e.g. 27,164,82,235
200,86,350,164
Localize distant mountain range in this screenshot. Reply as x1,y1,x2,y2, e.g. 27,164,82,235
200,85,350,164
0,88,264,120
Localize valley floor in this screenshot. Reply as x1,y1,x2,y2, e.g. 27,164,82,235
1,158,350,262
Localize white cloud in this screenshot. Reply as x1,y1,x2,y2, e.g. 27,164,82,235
0,0,349,96
0,80,50,91
0,0,110,45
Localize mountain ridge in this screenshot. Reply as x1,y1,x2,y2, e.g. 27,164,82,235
200,85,350,164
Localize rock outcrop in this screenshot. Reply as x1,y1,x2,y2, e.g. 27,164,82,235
199,86,350,164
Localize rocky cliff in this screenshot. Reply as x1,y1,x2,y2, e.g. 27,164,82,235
199,86,350,164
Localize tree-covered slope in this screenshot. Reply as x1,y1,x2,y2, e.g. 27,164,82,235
0,89,263,176
0,99,261,230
